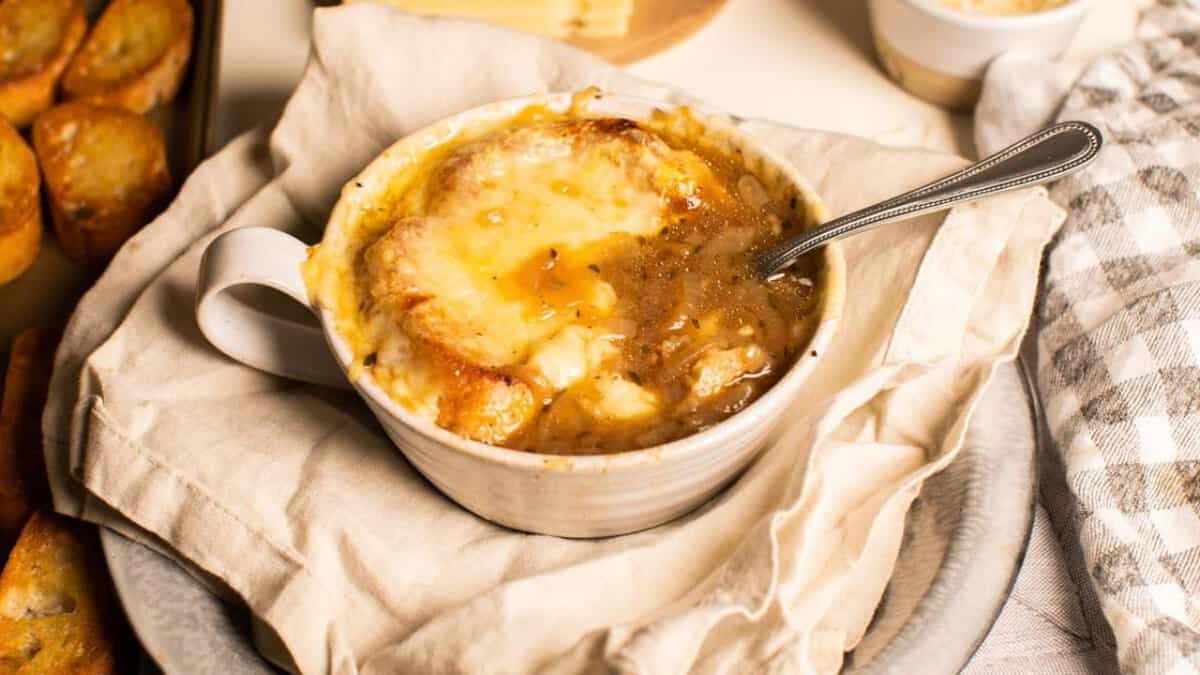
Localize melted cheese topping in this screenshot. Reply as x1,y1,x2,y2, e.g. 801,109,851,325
362,119,703,369
304,104,824,454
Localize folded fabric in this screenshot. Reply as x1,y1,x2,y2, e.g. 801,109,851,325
42,5,1064,674
978,1,1200,672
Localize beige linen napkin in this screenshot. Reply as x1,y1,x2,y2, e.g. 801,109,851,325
42,5,1065,674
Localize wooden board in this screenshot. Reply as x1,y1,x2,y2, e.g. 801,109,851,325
568,0,727,65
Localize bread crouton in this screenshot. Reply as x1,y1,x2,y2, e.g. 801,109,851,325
437,369,537,446
0,117,39,285
0,512,116,675
0,327,60,561
61,0,192,114
0,0,87,128
688,345,766,400
33,102,171,266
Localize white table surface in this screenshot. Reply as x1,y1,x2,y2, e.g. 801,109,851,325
210,2,1150,672
214,0,1147,158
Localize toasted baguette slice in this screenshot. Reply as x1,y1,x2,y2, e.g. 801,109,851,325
0,117,40,285
0,512,116,674
0,0,87,128
0,327,60,561
33,102,171,266
62,0,192,114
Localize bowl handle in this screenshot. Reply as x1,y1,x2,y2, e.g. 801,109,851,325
195,227,349,388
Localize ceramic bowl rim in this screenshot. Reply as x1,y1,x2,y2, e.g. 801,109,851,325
902,0,1094,30
314,91,848,474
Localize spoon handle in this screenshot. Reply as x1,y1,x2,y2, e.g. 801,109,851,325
754,121,1103,279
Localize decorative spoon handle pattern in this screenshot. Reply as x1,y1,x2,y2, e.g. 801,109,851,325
754,121,1104,279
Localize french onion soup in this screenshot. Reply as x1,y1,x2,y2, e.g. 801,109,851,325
303,95,826,455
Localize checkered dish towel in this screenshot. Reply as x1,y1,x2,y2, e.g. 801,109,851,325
979,0,1200,671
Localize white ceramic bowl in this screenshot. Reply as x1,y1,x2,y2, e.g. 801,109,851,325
869,0,1094,110
196,93,846,538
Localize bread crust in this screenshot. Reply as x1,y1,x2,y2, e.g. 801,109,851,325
0,0,87,128
0,327,59,561
0,117,40,285
62,0,193,114
33,102,171,266
0,512,116,675
0,207,39,287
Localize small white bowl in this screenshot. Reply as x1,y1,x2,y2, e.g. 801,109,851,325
869,0,1094,110
196,93,846,538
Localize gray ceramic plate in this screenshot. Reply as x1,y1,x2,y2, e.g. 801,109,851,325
102,360,1038,675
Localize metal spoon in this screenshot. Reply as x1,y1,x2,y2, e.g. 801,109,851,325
753,121,1104,279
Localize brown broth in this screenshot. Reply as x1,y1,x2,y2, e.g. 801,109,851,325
501,137,822,454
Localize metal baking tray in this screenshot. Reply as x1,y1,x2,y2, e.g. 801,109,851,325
0,0,222,365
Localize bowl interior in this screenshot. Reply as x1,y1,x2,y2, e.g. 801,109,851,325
313,91,847,470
